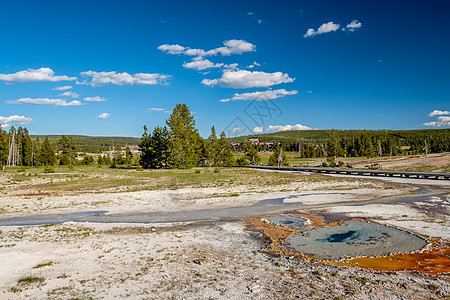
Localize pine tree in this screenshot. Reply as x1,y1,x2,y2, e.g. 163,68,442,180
166,103,201,169
58,135,78,165
0,128,8,166
217,131,235,167
125,146,133,165
39,136,56,166
138,126,169,169
243,141,260,165
208,126,218,166
268,144,288,166
32,138,41,166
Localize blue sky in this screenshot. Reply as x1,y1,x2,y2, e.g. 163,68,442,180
0,0,449,137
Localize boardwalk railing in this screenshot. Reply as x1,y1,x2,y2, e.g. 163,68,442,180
243,165,450,180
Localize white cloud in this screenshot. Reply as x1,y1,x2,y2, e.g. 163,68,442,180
253,126,263,133
220,89,298,102
428,110,450,117
84,96,106,102
0,68,76,83
53,85,73,91
184,48,207,56
221,39,255,55
305,90,312,94
423,119,450,127
59,91,79,98
7,98,82,106
304,22,340,38
97,113,111,119
80,71,171,87
258,19,262,24
266,124,312,132
202,70,295,89
157,44,186,54
231,127,241,133
147,108,165,112
438,116,450,122
247,61,261,69
345,20,362,32
182,57,224,71
0,115,33,128
247,12,254,15
157,39,255,57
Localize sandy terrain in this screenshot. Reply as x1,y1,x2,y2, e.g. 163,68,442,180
0,169,449,299
0,221,448,299
350,152,450,172
0,175,405,218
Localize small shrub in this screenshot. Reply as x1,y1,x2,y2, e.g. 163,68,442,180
18,276,45,285
236,157,249,165
68,164,74,171
136,165,144,171
427,284,439,292
33,261,53,269
356,277,370,285
43,166,54,173
213,168,220,173
17,167,26,172
110,162,117,169
194,170,201,174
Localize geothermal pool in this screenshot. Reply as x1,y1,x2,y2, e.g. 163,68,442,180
283,220,428,260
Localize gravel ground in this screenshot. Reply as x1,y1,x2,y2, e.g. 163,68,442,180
0,221,448,299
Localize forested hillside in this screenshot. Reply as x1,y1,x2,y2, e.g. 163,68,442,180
31,135,140,153
229,129,450,156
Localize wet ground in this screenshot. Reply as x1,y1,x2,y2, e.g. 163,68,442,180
0,185,445,226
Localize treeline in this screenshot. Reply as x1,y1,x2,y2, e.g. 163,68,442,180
0,127,135,167
139,103,235,168
232,129,450,157
0,127,57,166
30,135,139,153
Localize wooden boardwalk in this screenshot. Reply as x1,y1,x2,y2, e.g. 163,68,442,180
244,165,450,180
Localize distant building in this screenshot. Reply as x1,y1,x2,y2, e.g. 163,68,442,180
248,137,260,144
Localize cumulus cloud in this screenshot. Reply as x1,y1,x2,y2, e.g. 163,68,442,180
0,115,33,128
202,70,295,89
223,63,239,70
97,113,111,119
220,89,298,102
157,44,186,54
424,116,450,127
182,57,224,71
59,91,79,98
247,61,261,69
53,85,73,91
158,39,255,57
253,126,263,133
428,110,450,117
147,108,165,112
84,96,106,102
304,22,340,38
80,71,171,87
266,124,312,132
0,68,76,83
344,20,362,32
7,98,82,106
